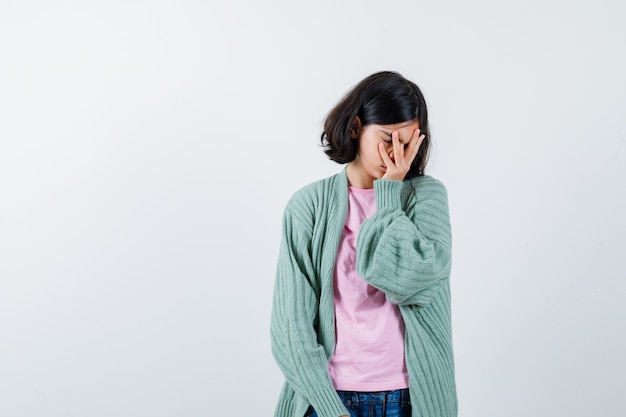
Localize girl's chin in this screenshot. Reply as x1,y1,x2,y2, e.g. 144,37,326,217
368,170,383,179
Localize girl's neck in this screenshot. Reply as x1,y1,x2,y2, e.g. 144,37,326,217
346,162,374,189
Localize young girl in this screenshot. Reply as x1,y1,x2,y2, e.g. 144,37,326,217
270,71,456,417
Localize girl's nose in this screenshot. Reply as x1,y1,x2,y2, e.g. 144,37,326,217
388,150,395,162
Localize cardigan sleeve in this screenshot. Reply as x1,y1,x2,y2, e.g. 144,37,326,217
356,177,452,306
270,201,349,417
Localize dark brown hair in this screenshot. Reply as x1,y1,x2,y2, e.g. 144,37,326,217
320,71,430,178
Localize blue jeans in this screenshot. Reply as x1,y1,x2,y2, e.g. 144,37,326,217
304,389,411,417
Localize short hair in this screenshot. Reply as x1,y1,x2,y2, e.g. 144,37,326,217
320,71,430,178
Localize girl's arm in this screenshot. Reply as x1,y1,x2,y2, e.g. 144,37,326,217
270,203,348,417
356,177,452,306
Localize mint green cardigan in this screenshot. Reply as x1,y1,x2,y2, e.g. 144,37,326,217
271,169,457,417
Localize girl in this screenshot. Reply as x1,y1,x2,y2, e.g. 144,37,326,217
270,71,456,417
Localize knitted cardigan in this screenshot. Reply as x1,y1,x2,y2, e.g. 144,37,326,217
270,168,457,417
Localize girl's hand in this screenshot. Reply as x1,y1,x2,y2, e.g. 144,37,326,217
379,128,425,181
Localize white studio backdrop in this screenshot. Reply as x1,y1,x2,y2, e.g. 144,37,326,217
1,0,624,416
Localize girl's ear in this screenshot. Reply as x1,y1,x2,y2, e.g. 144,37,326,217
349,116,362,139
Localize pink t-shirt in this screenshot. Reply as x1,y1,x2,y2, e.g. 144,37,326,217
328,186,409,391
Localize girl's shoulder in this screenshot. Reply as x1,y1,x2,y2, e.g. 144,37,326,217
284,171,343,214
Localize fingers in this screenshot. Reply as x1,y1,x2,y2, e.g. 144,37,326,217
392,129,423,166
378,142,393,166
407,128,425,162
391,131,403,161
380,129,425,182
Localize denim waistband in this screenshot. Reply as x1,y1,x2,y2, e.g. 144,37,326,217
336,388,410,407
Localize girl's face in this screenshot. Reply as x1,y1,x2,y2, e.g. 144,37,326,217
348,120,420,189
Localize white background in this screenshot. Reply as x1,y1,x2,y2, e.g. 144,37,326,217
1,1,625,416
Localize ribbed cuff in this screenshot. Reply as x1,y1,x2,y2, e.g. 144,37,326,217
309,386,349,417
374,179,403,211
